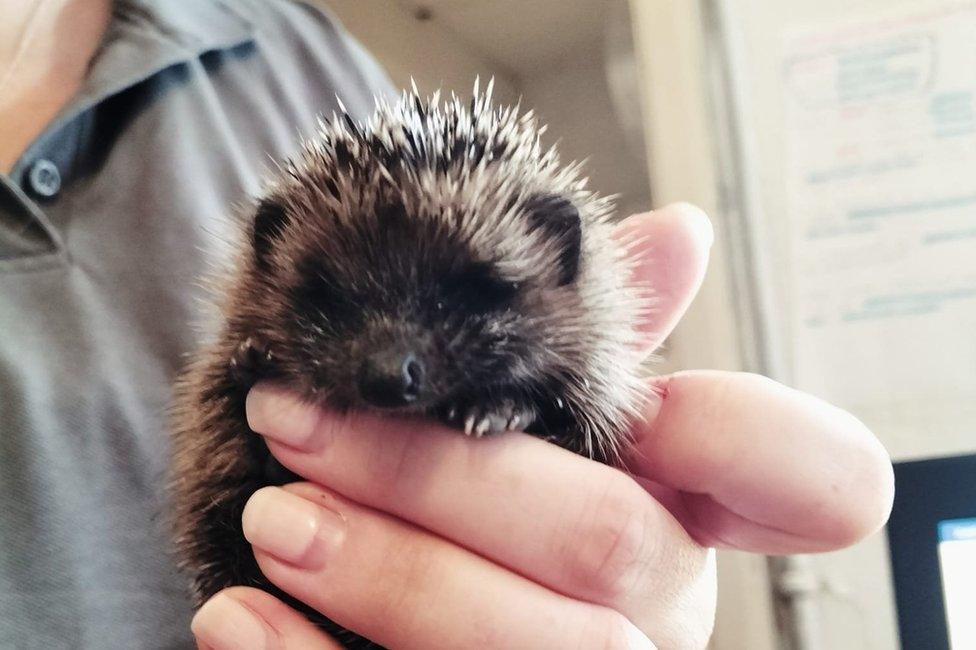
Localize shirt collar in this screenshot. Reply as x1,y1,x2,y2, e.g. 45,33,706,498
115,0,255,54
77,0,255,115
10,0,255,182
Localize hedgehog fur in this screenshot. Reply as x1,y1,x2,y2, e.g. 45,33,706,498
169,80,651,648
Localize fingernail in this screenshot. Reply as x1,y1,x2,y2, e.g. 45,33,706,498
242,487,346,567
191,592,279,650
246,384,321,448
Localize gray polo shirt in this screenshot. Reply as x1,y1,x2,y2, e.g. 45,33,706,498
0,1,392,647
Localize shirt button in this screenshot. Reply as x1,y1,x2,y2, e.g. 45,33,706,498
27,159,62,198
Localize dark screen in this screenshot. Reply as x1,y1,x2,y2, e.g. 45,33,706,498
888,454,976,650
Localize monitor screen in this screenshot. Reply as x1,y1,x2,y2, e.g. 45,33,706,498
937,518,976,649
888,454,976,650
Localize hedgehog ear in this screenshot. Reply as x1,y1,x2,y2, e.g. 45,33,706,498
252,198,289,269
524,194,582,286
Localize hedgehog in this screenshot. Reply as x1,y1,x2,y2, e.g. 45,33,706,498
169,80,650,648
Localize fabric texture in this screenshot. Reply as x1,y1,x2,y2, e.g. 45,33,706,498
0,1,392,647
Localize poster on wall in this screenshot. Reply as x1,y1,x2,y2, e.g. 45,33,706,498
783,4,976,453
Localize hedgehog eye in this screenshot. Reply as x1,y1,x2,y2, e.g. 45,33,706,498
442,268,519,312
291,262,360,326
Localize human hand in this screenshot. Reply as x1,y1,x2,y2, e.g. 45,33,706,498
190,204,894,649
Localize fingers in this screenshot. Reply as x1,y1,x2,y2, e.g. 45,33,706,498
247,386,714,648
191,587,342,650
242,483,655,650
626,370,895,553
615,203,713,353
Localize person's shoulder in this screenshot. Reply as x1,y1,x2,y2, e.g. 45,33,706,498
228,0,394,112
230,0,346,40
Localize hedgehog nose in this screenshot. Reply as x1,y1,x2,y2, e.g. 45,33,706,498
358,350,424,408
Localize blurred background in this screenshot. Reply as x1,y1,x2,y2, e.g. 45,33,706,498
318,1,976,649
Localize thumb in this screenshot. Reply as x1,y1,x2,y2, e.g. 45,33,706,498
614,202,713,354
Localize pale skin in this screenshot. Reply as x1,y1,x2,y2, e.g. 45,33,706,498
0,0,112,172
4,3,896,649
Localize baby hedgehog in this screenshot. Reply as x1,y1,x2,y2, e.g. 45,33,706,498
170,81,650,647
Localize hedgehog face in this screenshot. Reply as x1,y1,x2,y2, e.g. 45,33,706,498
249,194,585,419
223,85,645,458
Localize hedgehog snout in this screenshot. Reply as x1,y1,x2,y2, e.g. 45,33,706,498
357,347,426,408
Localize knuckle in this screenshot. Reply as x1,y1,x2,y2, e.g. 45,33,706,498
566,471,653,601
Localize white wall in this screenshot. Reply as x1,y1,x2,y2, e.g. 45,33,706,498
518,40,652,225
730,0,976,462
316,0,520,105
